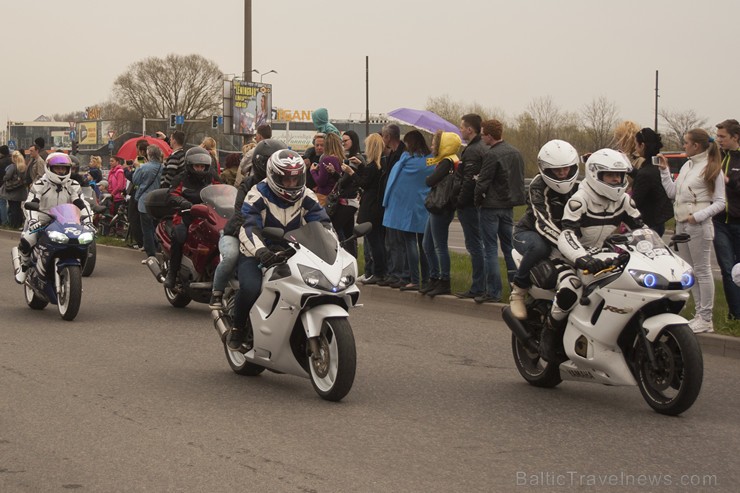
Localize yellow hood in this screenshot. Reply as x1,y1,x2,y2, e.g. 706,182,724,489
427,132,461,166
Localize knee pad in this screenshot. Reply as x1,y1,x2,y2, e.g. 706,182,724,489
530,259,558,290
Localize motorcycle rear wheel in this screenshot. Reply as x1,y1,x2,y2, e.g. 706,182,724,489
309,318,356,401
635,324,703,415
24,282,48,310
224,343,265,376
57,265,82,321
511,333,562,388
162,259,191,308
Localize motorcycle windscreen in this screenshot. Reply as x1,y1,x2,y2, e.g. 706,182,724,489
48,203,82,224
284,221,338,265
200,184,238,219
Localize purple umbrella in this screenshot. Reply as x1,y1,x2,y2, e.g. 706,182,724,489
387,108,461,137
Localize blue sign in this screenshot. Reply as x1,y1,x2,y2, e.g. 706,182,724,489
108,140,114,150
218,116,223,125
175,115,185,125
69,130,77,141
7,139,17,151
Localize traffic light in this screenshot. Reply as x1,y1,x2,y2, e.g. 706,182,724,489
169,113,177,129
211,115,219,129
71,141,78,155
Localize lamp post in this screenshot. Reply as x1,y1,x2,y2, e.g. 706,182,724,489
258,70,277,83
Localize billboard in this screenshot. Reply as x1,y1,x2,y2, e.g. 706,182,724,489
78,122,98,145
232,80,272,135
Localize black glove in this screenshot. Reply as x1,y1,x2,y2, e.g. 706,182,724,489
575,255,607,274
179,201,193,210
255,247,278,267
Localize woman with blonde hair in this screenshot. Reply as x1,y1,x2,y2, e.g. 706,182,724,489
309,132,344,206
200,136,219,173
356,133,386,283
658,128,725,334
613,120,642,167
1,151,29,228
88,155,104,183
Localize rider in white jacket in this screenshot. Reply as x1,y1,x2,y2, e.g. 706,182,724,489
15,153,93,283
540,148,644,362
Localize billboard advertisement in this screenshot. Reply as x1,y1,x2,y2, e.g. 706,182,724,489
78,122,98,145
232,80,272,135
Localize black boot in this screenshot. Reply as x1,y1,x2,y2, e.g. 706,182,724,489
227,324,253,352
539,317,567,364
427,278,451,297
164,270,178,290
419,278,439,295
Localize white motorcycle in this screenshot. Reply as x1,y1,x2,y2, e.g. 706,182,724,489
212,221,371,401
503,229,703,415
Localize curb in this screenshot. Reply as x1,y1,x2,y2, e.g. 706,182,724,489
358,283,740,360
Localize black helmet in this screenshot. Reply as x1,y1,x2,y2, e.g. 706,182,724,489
252,139,288,179
185,147,211,179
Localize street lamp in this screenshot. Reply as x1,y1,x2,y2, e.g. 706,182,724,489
254,69,277,83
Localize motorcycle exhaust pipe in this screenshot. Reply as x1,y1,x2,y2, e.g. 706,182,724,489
502,306,539,353
145,257,164,283
211,309,230,342
11,247,23,284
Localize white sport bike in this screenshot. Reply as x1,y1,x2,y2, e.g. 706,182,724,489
212,221,371,401
504,229,703,415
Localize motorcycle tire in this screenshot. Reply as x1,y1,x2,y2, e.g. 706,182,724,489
511,333,562,388
57,265,82,321
224,344,265,376
164,283,191,308
24,282,48,310
309,317,356,402
81,240,96,277
634,324,703,416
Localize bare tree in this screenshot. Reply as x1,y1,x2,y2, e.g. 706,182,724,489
113,54,223,121
659,109,709,148
425,94,506,126
524,96,563,149
581,96,619,151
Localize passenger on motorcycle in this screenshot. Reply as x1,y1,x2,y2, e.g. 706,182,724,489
226,149,330,351
510,140,580,320
163,147,221,289
209,139,287,309
540,148,644,363
15,153,94,283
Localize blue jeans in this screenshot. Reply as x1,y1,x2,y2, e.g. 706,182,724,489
213,234,240,292
512,230,551,288
139,212,158,257
457,206,485,295
233,255,263,331
423,210,454,280
479,207,511,299
384,227,408,282
400,231,428,285
713,219,740,319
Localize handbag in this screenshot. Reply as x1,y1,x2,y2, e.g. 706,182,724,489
325,182,340,217
425,170,455,214
4,172,25,192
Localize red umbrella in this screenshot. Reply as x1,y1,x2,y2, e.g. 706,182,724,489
115,136,172,160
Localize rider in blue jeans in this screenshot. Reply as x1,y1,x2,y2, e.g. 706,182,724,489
509,140,580,319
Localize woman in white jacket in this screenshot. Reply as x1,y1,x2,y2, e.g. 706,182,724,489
657,128,725,333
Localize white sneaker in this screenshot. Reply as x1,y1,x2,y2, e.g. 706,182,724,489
687,317,701,330
691,319,714,334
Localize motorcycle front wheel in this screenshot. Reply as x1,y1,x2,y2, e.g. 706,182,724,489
57,265,82,321
24,282,48,310
635,324,703,415
309,318,356,401
511,333,562,388
81,240,96,277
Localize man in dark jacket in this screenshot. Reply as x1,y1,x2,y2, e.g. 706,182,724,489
160,130,186,188
473,119,514,303
0,145,11,225
475,119,525,302
377,123,407,287
714,118,740,319
452,114,487,298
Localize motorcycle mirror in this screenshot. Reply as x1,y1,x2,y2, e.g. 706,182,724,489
262,227,285,242
353,222,372,238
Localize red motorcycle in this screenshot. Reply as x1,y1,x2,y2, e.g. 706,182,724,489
144,184,237,307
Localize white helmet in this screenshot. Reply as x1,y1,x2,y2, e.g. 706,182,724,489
537,139,579,194
584,148,632,201
45,152,73,185
266,149,306,202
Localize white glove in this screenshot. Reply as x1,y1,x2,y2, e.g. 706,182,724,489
28,218,42,231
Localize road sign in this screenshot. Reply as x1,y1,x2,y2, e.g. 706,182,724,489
7,139,16,151
218,116,223,125
108,140,114,150
108,130,115,139
175,115,185,125
69,130,77,141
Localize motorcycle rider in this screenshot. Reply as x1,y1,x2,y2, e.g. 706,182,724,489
14,152,93,283
510,140,580,319
209,139,287,309
540,148,644,363
226,149,330,351
163,147,221,289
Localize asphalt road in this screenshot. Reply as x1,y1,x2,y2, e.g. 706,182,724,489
1,234,739,492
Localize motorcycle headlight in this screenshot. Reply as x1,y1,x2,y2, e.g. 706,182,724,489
78,232,94,245
338,264,356,289
681,269,695,289
629,269,670,289
298,264,349,293
48,231,69,244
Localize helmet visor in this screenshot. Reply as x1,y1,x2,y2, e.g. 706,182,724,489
275,168,306,192
543,164,578,183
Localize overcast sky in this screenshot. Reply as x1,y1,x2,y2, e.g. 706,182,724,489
3,0,738,133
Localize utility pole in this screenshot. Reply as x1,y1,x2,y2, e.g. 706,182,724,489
654,70,659,132
244,1,252,82
365,56,369,138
